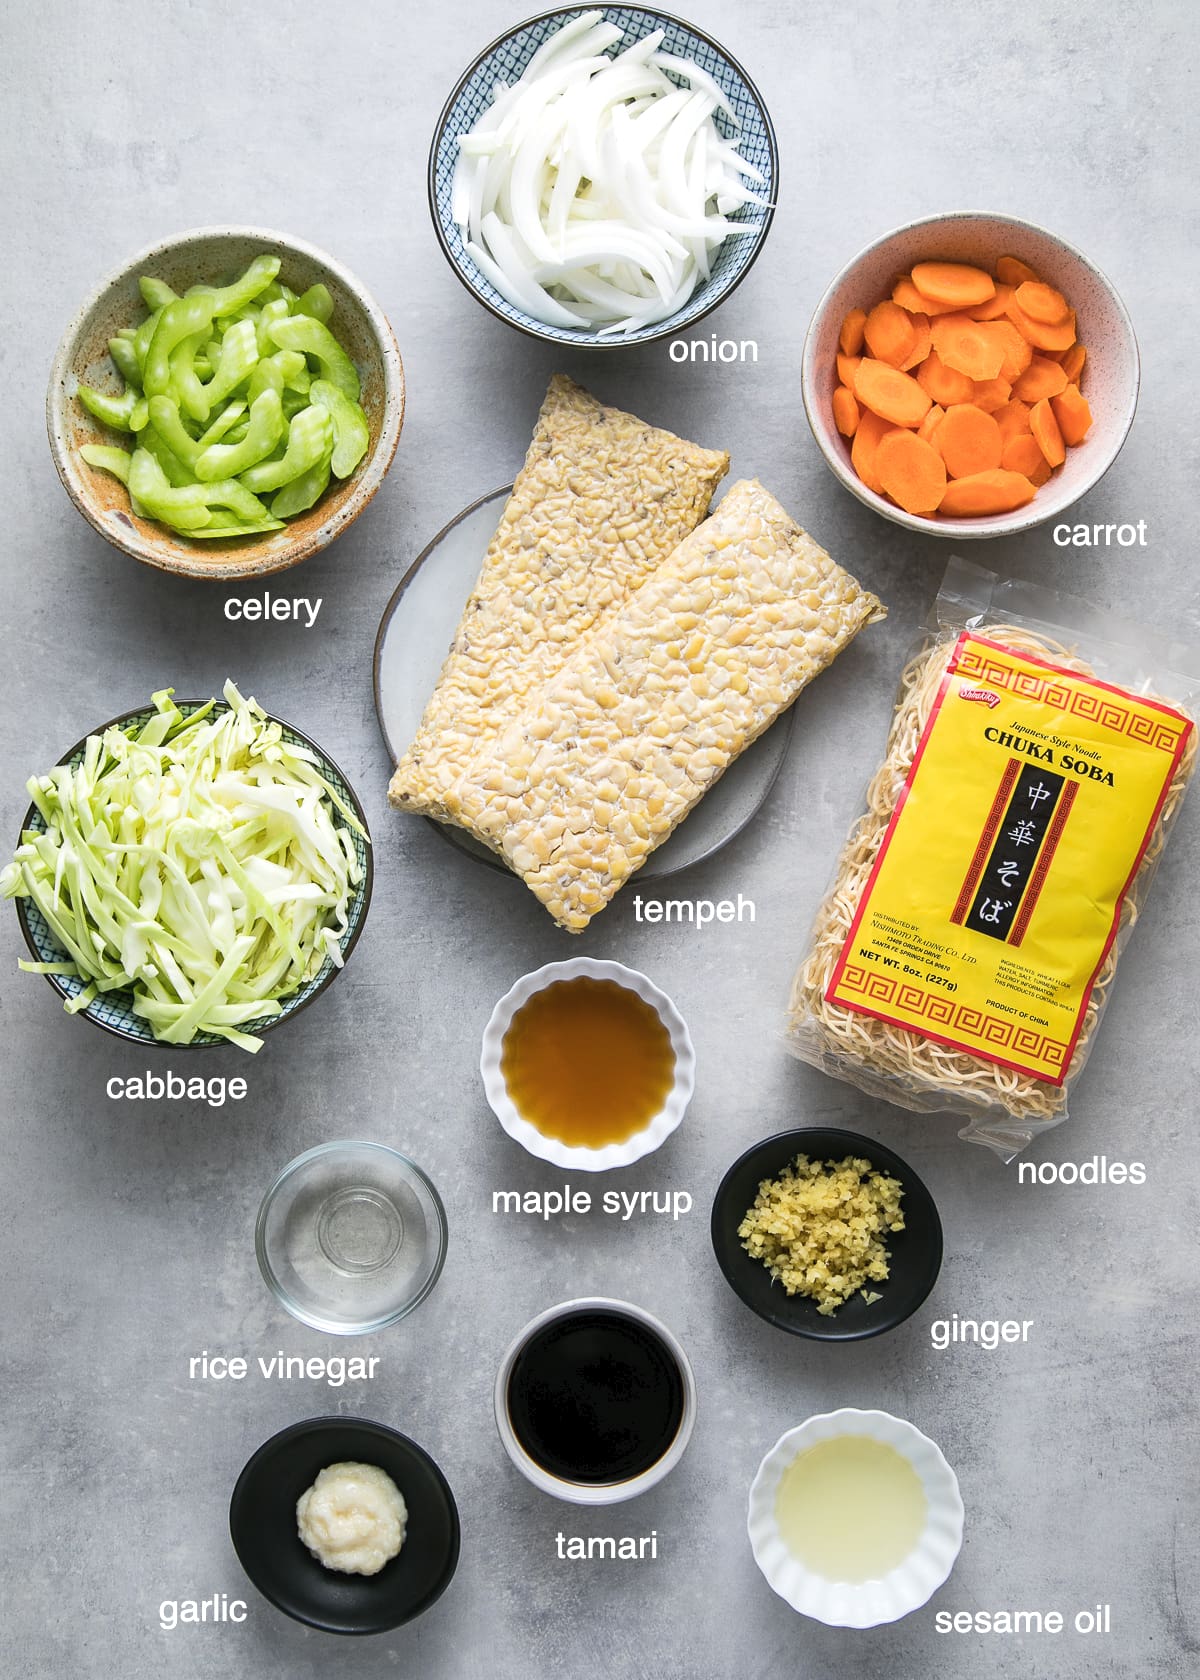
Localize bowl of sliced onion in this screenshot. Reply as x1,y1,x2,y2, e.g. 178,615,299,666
429,5,778,346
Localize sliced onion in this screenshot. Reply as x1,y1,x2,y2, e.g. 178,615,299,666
451,13,768,334
521,11,620,80
465,231,588,328
651,51,740,127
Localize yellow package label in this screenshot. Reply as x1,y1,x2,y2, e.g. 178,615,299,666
827,632,1193,1084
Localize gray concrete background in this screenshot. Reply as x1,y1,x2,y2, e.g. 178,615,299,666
2,1,1197,1675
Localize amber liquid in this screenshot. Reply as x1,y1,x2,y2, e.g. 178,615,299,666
500,977,676,1148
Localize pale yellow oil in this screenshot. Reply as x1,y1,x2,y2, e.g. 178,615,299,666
774,1435,928,1583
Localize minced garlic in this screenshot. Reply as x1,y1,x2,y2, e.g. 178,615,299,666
296,1461,407,1576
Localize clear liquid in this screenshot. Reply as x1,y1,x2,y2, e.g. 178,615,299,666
774,1435,928,1583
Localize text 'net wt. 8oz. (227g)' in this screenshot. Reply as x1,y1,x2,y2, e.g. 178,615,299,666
784,558,1198,1158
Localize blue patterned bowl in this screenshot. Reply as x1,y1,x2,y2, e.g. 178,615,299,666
12,700,372,1049
429,5,778,347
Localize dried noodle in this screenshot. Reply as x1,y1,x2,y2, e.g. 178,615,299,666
786,599,1197,1158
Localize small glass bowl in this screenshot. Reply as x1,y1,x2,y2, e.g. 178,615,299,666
256,1141,447,1335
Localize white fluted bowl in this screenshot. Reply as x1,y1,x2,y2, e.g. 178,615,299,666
480,958,695,1172
747,1409,964,1627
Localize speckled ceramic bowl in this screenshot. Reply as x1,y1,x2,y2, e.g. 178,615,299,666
802,211,1139,538
429,5,777,347
480,957,695,1171
48,227,405,580
748,1409,965,1627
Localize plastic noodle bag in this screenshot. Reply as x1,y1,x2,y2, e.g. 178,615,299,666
784,558,1198,1159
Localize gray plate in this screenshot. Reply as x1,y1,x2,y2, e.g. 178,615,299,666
373,486,794,880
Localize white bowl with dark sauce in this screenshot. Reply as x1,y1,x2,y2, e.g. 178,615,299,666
494,1297,697,1506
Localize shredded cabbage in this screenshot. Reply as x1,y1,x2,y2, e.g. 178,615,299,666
1,682,368,1052
453,10,769,334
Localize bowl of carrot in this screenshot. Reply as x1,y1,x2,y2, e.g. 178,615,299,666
801,212,1138,537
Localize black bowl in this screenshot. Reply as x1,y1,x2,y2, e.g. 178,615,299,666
710,1127,943,1342
229,1417,460,1635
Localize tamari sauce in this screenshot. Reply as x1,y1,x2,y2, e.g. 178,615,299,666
507,1309,685,1484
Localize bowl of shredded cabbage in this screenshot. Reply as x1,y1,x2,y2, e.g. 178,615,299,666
2,682,372,1052
429,5,778,345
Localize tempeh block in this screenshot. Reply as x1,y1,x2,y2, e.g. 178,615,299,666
388,374,729,818
453,479,887,930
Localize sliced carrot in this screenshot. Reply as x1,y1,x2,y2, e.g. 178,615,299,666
1000,433,1046,477
918,403,946,443
893,275,962,316
937,404,1004,478
851,408,902,494
989,320,1033,384
993,398,1032,442
833,385,861,438
892,276,926,312
1051,383,1093,447
911,262,996,309
1029,397,1066,467
967,284,1014,321
1060,343,1087,384
838,258,1086,516
1013,356,1069,404
1005,296,1077,353
853,358,931,427
875,430,948,514
940,469,1037,517
1014,281,1070,325
839,308,867,356
930,314,1006,381
971,377,1012,414
899,313,932,371
912,292,965,318
996,255,1040,287
864,300,918,368
917,349,974,406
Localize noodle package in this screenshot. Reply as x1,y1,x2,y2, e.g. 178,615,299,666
786,559,1198,1158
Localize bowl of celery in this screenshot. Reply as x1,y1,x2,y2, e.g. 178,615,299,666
48,228,405,579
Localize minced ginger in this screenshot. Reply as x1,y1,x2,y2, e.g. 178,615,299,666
738,1154,905,1314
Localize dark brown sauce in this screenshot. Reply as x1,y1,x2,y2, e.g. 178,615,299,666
507,1309,685,1485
